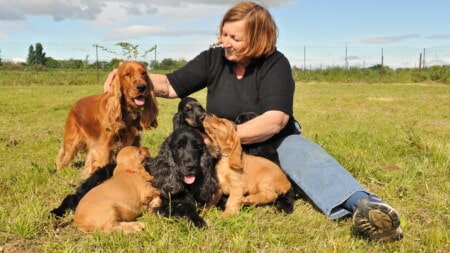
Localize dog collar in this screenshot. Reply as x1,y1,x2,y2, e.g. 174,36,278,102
126,169,137,174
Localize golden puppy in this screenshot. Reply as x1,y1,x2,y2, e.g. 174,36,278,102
74,146,160,234
203,114,292,217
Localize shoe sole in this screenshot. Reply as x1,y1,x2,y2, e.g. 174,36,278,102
353,200,403,242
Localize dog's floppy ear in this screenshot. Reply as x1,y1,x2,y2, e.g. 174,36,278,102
198,145,218,202
149,138,184,196
105,73,123,131
141,74,158,129
172,112,184,130
228,131,243,170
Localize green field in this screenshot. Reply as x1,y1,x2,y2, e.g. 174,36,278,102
0,82,449,252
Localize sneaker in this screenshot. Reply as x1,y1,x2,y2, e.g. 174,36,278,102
352,195,403,242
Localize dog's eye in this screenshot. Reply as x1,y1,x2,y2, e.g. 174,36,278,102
192,145,201,151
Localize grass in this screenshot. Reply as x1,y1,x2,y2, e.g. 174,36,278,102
0,82,449,252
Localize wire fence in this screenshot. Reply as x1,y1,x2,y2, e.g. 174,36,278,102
283,45,450,70
1,43,449,70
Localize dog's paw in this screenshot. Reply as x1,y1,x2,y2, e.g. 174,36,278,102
148,197,162,211
191,216,207,228
119,221,146,234
221,208,239,218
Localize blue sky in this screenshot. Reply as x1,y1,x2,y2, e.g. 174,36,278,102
1,0,449,68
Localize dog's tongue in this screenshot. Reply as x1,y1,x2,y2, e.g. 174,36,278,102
184,175,196,184
134,97,145,106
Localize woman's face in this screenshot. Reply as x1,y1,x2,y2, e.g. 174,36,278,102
221,20,249,64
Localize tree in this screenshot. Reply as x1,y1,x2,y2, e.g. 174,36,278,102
27,45,35,65
152,58,187,71
0,49,2,66
44,57,59,68
35,43,46,65
94,42,156,61
27,43,46,66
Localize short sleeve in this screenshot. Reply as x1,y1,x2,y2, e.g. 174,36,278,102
257,53,295,115
167,50,210,98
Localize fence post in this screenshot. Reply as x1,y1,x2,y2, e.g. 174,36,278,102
419,53,423,77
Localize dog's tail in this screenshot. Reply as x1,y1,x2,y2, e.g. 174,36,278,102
275,187,295,214
50,194,80,218
50,163,116,218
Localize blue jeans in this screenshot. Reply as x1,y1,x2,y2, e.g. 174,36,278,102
275,134,368,219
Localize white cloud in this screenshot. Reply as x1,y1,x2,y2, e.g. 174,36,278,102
427,34,450,40
105,25,211,40
350,34,421,45
0,0,104,21
0,31,9,38
12,57,26,63
0,0,292,22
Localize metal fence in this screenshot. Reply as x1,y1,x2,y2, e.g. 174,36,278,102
282,45,450,70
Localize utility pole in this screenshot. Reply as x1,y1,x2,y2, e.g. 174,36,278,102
419,53,423,77
154,44,157,66
423,48,426,68
345,46,348,69
95,44,99,81
303,46,306,71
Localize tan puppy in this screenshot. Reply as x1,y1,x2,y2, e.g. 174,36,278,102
74,146,160,234
203,114,292,217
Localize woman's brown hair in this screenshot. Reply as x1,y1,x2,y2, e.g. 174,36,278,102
218,1,278,58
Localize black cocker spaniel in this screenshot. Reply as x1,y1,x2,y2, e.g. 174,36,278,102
146,126,218,228
172,97,207,130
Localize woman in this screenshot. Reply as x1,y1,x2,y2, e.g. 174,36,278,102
105,1,403,242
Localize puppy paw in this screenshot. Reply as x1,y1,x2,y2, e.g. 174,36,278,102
119,221,146,234
221,208,239,217
148,197,162,212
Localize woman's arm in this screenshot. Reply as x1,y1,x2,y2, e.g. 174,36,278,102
236,110,289,144
103,70,178,98
148,74,178,98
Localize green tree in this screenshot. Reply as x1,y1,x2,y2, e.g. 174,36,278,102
27,43,46,66
35,43,46,65
0,49,2,66
44,57,59,68
27,45,36,65
95,43,156,61
109,58,122,68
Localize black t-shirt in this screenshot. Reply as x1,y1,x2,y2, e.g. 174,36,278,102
167,47,299,141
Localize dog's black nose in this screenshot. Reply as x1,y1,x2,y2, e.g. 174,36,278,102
136,84,147,92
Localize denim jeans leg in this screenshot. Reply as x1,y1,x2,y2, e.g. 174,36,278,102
275,134,368,219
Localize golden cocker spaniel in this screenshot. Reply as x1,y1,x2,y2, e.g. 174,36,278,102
203,114,293,217
74,146,160,234
56,61,158,178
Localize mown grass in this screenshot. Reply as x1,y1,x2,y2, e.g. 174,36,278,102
0,82,449,252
